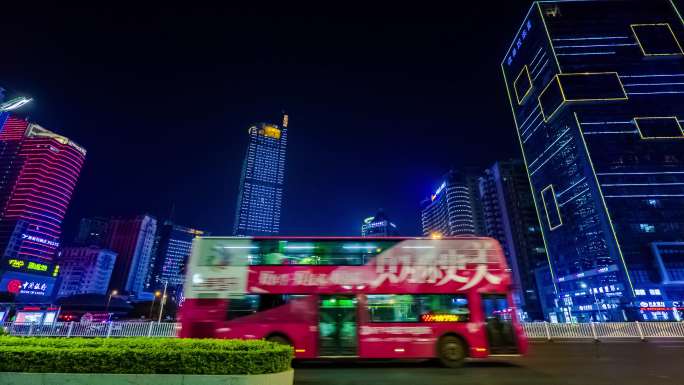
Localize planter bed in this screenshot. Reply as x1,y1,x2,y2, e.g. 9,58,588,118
0,336,293,384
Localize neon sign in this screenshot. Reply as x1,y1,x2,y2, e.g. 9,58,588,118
21,234,59,248
431,182,447,201
8,259,24,269
7,259,49,273
506,20,533,66
4,279,48,295
420,314,460,322
28,262,48,272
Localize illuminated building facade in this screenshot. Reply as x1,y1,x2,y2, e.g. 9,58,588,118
57,246,117,297
233,116,288,236
0,114,85,302
104,215,157,298
421,170,484,237
503,0,684,321
479,160,547,320
361,210,399,237
147,221,205,293
73,217,108,246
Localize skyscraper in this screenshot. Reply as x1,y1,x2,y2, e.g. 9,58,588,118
146,220,205,293
361,210,399,237
0,114,85,302
421,170,484,237
104,215,157,297
233,115,288,236
73,217,108,246
57,246,117,298
503,0,684,321
479,160,548,320
0,115,86,262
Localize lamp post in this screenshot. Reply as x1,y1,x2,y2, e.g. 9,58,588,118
149,291,161,319
106,290,118,313
157,281,168,322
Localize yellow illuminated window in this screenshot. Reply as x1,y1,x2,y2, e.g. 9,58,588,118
634,117,684,139
514,65,534,105
631,23,684,56
538,72,627,122
259,125,281,139
540,185,562,231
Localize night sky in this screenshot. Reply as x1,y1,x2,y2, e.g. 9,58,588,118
0,1,536,238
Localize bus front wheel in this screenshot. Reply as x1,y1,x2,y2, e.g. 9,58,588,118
437,335,466,368
266,334,292,346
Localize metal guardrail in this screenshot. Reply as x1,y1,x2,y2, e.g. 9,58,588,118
1,321,180,337
522,321,684,340
3,321,684,340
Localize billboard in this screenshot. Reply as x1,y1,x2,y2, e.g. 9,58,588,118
0,271,57,303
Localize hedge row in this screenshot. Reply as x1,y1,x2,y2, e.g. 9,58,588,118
0,337,292,375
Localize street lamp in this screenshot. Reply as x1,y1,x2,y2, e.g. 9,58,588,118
149,291,161,319
157,281,168,322
106,290,118,313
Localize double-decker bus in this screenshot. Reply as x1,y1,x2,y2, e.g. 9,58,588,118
179,237,527,367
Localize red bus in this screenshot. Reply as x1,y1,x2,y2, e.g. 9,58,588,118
179,237,527,367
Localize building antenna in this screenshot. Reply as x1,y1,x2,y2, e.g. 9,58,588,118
281,110,288,128
168,203,176,223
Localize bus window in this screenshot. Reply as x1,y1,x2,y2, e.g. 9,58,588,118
367,294,470,323
237,240,400,265
226,294,308,320
226,295,259,320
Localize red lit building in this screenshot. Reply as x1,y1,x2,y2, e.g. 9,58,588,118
104,215,157,298
0,113,86,302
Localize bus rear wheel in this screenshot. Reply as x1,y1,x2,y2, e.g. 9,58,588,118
437,335,466,368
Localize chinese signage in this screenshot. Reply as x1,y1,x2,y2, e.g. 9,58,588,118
6,258,58,276
235,239,504,295
506,19,533,66
420,314,460,322
21,233,59,248
0,271,56,302
186,238,507,298
431,181,447,201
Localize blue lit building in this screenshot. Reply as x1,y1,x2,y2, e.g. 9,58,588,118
147,221,206,294
479,160,548,320
503,0,684,321
233,115,288,236
421,170,484,237
361,210,399,237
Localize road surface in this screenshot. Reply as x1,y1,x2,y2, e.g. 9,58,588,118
293,340,684,385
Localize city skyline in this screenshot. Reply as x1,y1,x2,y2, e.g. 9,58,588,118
0,1,540,238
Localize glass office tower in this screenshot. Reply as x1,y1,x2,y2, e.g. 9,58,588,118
479,160,548,320
233,115,288,236
502,0,684,321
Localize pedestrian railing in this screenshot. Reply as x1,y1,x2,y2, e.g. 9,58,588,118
1,321,180,338
2,321,684,340
522,321,684,341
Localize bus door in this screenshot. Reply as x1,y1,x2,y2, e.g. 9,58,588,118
318,295,357,356
481,294,518,354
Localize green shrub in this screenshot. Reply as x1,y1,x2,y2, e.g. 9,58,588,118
0,337,292,375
